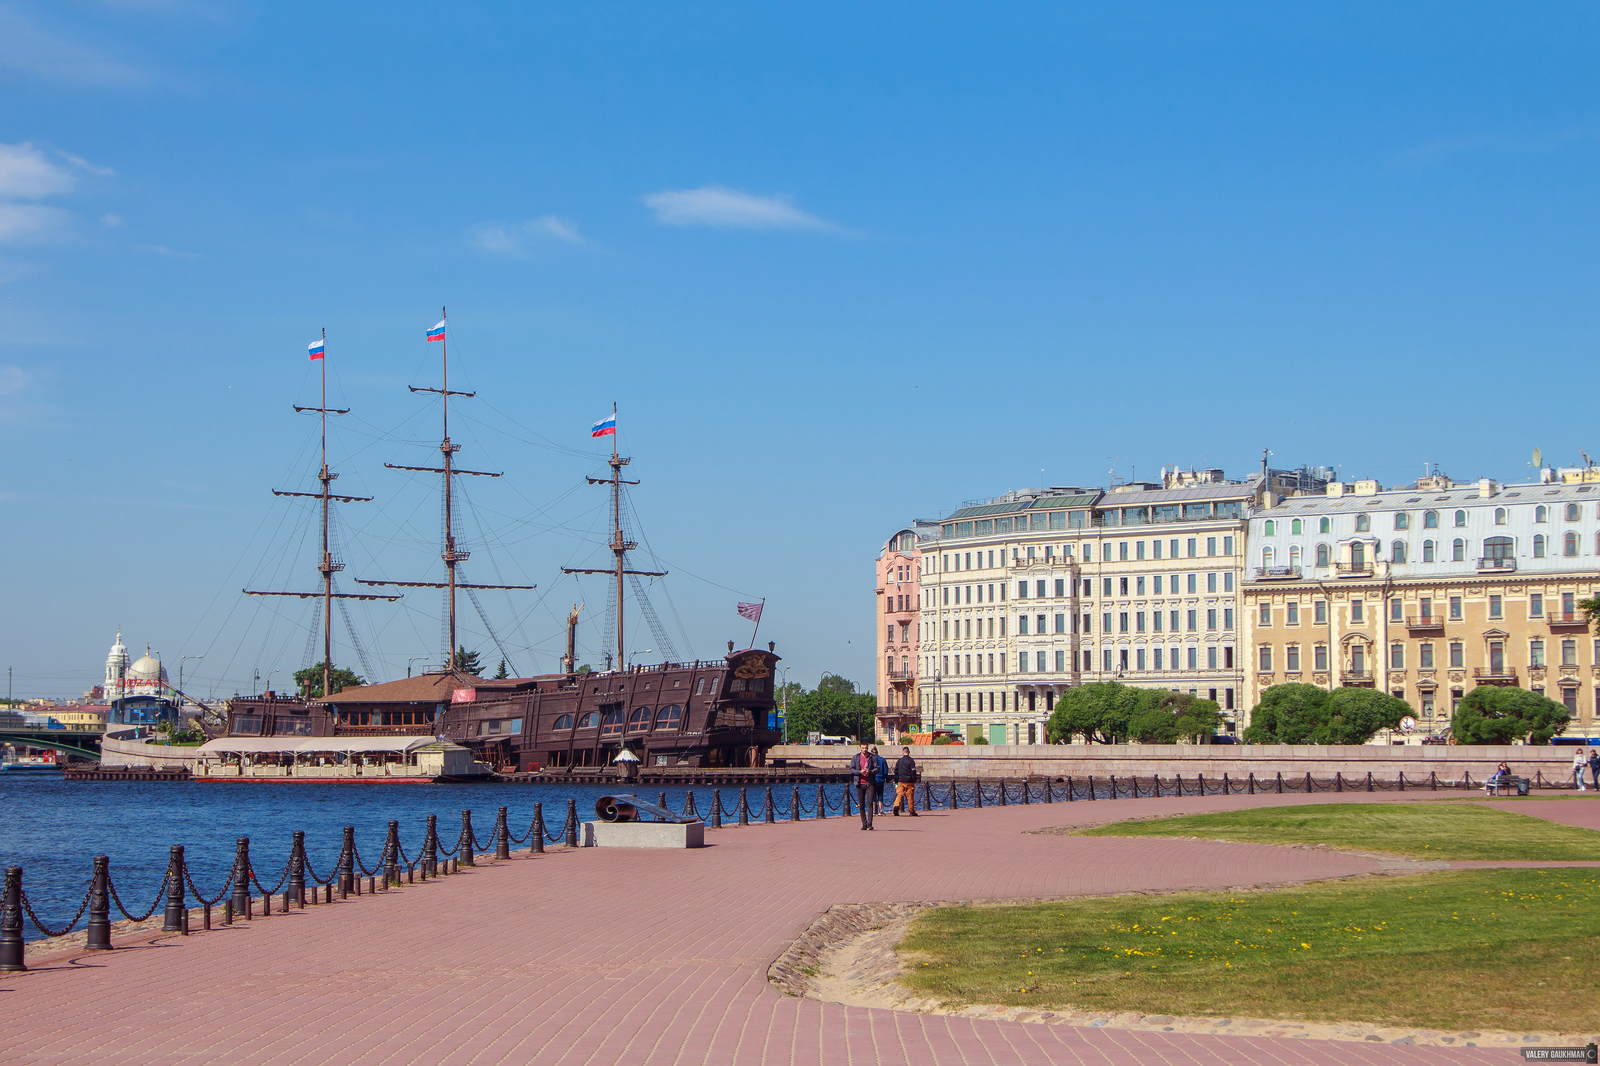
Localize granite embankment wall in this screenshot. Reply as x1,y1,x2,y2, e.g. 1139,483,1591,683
767,742,1584,783
99,729,203,769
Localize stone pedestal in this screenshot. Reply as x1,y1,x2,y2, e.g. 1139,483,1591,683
579,820,705,849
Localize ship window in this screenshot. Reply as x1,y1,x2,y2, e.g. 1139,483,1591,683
576,711,599,729
600,709,624,737
552,714,574,730
232,714,262,735
694,678,705,694
710,676,720,691
627,707,652,732
478,717,523,735
655,705,683,730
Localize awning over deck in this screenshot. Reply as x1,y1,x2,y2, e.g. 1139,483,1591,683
198,736,437,756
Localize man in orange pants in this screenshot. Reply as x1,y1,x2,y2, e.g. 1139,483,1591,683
892,747,919,816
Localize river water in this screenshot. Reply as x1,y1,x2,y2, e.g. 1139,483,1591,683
0,777,868,939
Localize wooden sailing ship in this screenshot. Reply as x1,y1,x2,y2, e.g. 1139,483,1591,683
225,315,781,774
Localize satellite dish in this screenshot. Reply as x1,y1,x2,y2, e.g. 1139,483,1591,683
1533,447,1543,469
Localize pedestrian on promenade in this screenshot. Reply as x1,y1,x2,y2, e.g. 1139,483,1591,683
1574,747,1589,791
892,747,918,816
848,743,876,830
870,745,896,813
1588,748,1600,791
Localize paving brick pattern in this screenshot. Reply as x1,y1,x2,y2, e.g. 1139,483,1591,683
3,791,1590,1065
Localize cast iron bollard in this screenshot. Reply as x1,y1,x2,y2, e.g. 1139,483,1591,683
461,810,475,867
339,825,357,897
1045,778,1053,803
764,787,776,824
423,814,439,877
1365,772,1374,792
1087,775,1096,800
791,785,801,821
564,799,578,848
1248,772,1255,795
658,792,669,812
289,831,307,908
738,788,750,826
532,803,545,854
1196,772,1206,796
495,807,511,861
231,837,251,920
1335,772,1343,792
86,855,112,951
816,784,827,819
710,789,723,828
974,780,983,807
163,845,187,933
947,783,956,810
842,786,853,816
1023,779,1030,804
1,866,24,971
386,820,402,883
1398,772,1406,792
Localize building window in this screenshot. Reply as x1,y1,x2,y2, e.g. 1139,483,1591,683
1264,519,1277,536
1207,572,1218,593
1314,645,1328,671
1207,647,1218,670
1187,610,1197,631
1391,598,1403,623
1530,639,1545,667
1452,538,1466,562
1448,595,1461,620
1351,599,1364,623
1187,537,1197,557
1135,648,1146,670
1536,505,1548,523
1392,540,1406,563
1424,510,1438,529
1563,639,1578,667
1315,543,1329,567
1259,603,1271,626
1019,653,1029,673
1055,612,1066,633
1289,545,1301,569
1206,609,1217,630
1037,650,1047,672
1565,531,1579,557
1395,513,1409,530
1449,642,1464,668
1224,609,1234,629
1286,645,1300,671
1390,643,1404,669
1225,572,1234,592
1530,593,1543,617
1259,645,1272,671
1291,518,1303,535
1494,508,1507,525
1287,601,1299,625
1356,513,1370,532
1422,540,1435,562
1187,647,1198,670
1018,615,1029,635
1454,510,1467,527
1055,650,1066,672
1419,642,1433,668
1567,503,1581,521
1319,516,1331,534
1154,647,1163,669
1120,541,1129,560
1489,595,1502,619
1187,573,1197,594
1207,537,1217,556
1262,546,1275,569
1314,600,1327,624
1136,611,1146,632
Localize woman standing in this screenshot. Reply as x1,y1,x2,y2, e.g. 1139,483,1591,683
1574,747,1589,792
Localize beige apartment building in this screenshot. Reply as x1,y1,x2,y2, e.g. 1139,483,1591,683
910,467,1309,743
1243,474,1600,738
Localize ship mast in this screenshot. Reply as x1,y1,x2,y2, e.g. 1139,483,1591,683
245,329,401,697
360,308,537,674
562,403,665,672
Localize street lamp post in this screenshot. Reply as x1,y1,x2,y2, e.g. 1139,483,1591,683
407,656,431,678
627,649,654,671
179,656,202,712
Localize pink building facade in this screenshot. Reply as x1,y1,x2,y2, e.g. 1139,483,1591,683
875,527,927,740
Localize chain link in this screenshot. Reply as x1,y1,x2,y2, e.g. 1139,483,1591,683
20,882,93,938
107,875,165,923
183,866,236,907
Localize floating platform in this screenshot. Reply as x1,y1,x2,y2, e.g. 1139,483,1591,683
63,765,191,782
494,768,850,786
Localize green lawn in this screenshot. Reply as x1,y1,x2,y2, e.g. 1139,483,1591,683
897,870,1600,1031
1077,802,1600,861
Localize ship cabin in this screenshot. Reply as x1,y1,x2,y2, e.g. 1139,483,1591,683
224,645,784,772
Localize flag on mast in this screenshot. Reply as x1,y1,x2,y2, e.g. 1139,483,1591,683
591,414,617,438
736,602,763,623
426,319,445,342
307,338,325,360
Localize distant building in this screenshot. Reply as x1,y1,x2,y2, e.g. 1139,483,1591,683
1243,475,1600,739
874,524,938,741
103,629,174,725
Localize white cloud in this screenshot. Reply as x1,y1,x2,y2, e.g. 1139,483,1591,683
0,364,25,395
100,213,123,227
0,143,75,199
642,185,835,231
58,150,114,177
136,243,198,258
0,7,148,87
470,215,586,254
0,204,71,244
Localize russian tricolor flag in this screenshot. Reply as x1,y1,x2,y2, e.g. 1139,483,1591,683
591,415,617,438
426,320,446,342
307,339,325,360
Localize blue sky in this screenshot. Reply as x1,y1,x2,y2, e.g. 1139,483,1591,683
3,2,1599,699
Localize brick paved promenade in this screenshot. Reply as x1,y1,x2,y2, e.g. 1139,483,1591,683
2,791,1589,1065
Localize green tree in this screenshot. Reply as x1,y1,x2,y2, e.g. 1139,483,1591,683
450,647,482,675
1242,683,1408,744
782,675,876,741
493,660,508,680
293,662,364,700
1452,686,1570,745
1047,682,1156,744
1128,692,1223,743
817,673,858,695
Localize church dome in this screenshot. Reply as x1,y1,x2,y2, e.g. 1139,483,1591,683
128,653,165,681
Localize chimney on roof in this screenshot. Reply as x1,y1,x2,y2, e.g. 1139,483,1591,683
1478,478,1498,498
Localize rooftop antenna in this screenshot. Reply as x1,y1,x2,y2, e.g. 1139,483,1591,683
246,328,400,699
561,403,666,673
360,308,537,675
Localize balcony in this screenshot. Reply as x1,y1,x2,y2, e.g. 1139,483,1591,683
1010,557,1076,569
886,670,916,684
1334,561,1374,577
1253,566,1302,581
1405,614,1446,633
1476,557,1517,573
1473,667,1519,685
1546,611,1590,630
1339,670,1374,685
885,600,918,616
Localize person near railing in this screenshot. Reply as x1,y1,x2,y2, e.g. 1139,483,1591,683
891,748,918,816
847,744,876,830
1574,747,1589,792
1589,749,1600,791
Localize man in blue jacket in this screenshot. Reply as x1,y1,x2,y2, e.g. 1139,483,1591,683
870,746,889,816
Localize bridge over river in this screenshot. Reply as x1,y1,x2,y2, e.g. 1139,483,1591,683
0,726,101,762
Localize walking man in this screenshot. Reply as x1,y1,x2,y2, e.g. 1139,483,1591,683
849,743,876,830
892,747,919,816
